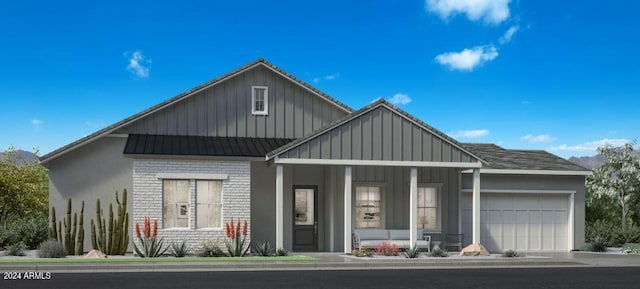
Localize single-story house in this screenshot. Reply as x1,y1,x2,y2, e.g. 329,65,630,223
40,58,590,253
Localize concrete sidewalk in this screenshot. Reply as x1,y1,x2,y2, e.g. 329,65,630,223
2,252,639,273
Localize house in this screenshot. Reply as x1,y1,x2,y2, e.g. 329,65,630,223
40,58,590,253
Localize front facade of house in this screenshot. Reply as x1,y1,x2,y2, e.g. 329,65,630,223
41,59,590,253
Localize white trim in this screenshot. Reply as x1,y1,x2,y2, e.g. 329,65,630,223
156,173,228,180
251,86,269,115
105,134,128,138
460,189,577,195
472,169,480,244
274,157,482,168
568,193,575,251
409,168,418,249
457,170,462,239
461,169,591,176
344,166,352,254
275,165,284,249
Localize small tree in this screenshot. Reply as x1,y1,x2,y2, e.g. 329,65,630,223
587,143,640,233
0,147,48,227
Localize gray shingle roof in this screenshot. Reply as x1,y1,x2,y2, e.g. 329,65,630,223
463,143,590,171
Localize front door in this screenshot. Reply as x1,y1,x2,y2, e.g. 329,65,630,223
293,186,318,251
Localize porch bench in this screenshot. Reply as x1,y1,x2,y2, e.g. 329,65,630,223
353,229,431,252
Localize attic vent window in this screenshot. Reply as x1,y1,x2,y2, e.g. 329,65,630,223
252,86,268,115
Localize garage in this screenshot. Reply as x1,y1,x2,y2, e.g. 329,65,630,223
461,193,572,253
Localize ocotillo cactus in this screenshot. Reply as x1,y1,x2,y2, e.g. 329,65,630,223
64,198,72,255
75,201,84,255
91,190,130,255
49,207,58,240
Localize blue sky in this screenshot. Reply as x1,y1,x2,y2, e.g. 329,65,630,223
1,0,638,158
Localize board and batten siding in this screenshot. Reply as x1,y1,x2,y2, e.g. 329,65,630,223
279,105,476,163
116,65,347,139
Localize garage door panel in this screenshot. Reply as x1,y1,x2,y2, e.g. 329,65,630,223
462,193,570,252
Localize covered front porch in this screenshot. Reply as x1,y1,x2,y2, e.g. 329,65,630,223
270,162,482,253
261,101,486,253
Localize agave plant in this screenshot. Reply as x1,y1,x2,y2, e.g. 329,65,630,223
403,245,421,258
170,240,192,257
224,218,250,257
253,240,274,256
133,217,168,258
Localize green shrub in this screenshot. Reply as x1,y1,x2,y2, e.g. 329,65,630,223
351,248,374,257
403,246,421,258
276,248,289,256
252,241,274,256
38,240,67,258
502,249,522,257
429,248,449,257
201,240,225,257
612,226,640,246
0,226,20,249
170,240,192,257
6,241,27,256
20,216,49,249
581,236,607,252
622,243,640,255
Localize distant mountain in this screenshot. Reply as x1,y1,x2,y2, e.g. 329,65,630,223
569,150,640,170
0,149,38,164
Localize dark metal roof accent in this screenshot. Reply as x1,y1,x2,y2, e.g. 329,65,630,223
463,143,590,171
266,99,487,164
124,134,295,157
40,58,353,164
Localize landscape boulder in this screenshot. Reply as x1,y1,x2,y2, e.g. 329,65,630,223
85,249,107,259
459,243,490,256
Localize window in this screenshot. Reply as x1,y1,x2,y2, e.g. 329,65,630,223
251,86,268,115
196,180,223,229
417,186,440,231
163,180,190,228
355,186,382,229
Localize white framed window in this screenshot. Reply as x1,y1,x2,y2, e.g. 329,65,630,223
251,86,268,115
196,180,223,229
417,185,441,231
355,185,383,229
163,179,190,228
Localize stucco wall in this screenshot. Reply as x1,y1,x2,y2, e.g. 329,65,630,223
47,137,133,252
133,159,250,250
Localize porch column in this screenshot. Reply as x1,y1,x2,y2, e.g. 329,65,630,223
472,168,481,244
276,165,284,249
409,167,418,249
344,166,352,254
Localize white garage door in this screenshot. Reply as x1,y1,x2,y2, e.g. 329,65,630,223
462,193,570,253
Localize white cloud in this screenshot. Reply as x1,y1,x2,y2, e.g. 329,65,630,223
426,0,511,24
313,73,340,83
31,119,43,126
521,134,556,143
435,45,498,71
548,138,630,152
387,93,412,105
125,50,151,78
499,25,519,44
449,129,490,138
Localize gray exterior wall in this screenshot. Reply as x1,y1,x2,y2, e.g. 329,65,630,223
250,163,460,252
116,65,348,138
47,137,133,252
278,105,477,162
460,173,586,249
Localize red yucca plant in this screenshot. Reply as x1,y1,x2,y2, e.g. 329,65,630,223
224,217,250,256
375,241,399,256
133,217,168,258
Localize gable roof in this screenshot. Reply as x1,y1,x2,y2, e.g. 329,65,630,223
267,99,487,165
463,143,590,171
40,58,353,164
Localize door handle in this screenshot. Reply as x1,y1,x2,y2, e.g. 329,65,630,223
314,221,318,235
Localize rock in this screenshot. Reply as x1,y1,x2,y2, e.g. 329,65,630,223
85,249,107,259
459,243,490,256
